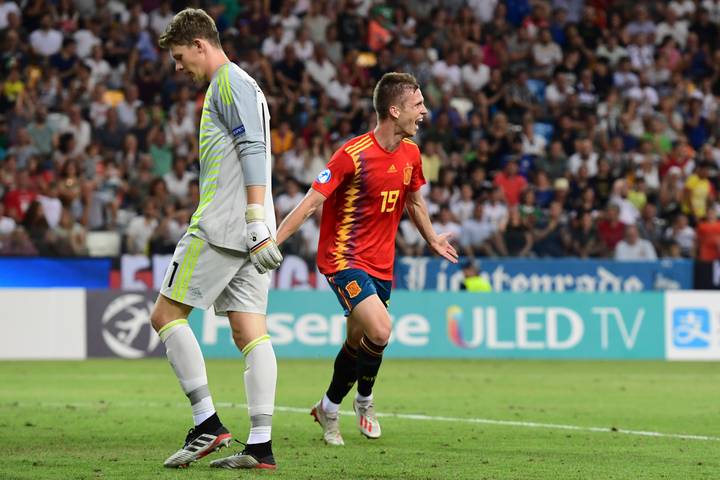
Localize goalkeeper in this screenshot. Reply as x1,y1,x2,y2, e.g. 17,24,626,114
150,8,282,471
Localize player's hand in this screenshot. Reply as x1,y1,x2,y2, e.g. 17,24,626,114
430,232,459,263
246,204,283,274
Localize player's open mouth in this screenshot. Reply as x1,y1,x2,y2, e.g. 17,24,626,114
415,117,423,126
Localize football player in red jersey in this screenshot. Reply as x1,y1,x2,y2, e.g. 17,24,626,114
276,72,458,445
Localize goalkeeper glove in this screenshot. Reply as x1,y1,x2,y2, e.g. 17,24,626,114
246,204,283,274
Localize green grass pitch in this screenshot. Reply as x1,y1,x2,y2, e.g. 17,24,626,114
0,359,718,479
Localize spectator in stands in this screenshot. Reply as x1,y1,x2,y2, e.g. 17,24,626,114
597,203,625,256
0,201,15,239
493,159,527,207
571,210,602,257
665,213,696,257
5,0,720,270
275,177,304,218
54,207,87,256
163,156,196,202
615,224,658,260
29,14,63,57
533,200,570,257
683,162,715,221
3,170,36,222
0,226,37,255
460,202,498,258
125,200,159,255
432,205,462,251
496,207,533,257
696,206,720,260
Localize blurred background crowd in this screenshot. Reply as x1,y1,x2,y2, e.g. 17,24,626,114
3,0,720,264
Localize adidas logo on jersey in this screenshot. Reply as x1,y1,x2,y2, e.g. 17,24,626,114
387,164,397,173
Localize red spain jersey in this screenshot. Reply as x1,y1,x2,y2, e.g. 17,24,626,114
312,132,426,280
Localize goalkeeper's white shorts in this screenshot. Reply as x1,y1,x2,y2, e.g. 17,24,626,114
159,233,270,315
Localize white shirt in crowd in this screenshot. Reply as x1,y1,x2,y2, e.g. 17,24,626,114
468,0,498,23
521,132,547,157
669,0,696,17
568,152,599,177
150,8,173,36
450,198,475,223
30,28,64,57
126,215,158,254
64,120,92,157
0,1,20,29
654,19,688,47
275,191,305,217
399,218,424,248
116,98,142,128
432,60,462,92
461,63,490,92
545,82,574,105
163,170,197,201
0,215,16,236
532,42,563,68
482,201,509,230
432,220,463,242
666,225,696,254
615,238,657,260
261,35,288,63
37,195,63,228
85,58,112,88
294,39,314,62
461,218,496,249
326,79,352,109
611,196,640,225
73,29,100,58
703,0,720,22
305,57,336,90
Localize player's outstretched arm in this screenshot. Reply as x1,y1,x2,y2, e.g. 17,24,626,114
405,190,459,263
276,188,327,246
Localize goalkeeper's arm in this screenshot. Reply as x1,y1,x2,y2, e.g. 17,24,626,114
240,139,282,273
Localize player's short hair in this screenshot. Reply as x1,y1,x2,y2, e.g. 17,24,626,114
158,8,221,49
373,72,420,120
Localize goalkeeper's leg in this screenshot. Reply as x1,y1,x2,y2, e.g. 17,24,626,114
210,312,277,469
151,295,231,468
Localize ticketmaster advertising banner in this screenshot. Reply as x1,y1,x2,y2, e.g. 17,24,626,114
186,291,666,359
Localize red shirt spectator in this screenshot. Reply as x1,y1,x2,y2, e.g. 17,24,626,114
597,204,626,253
3,172,37,222
696,210,720,261
493,161,527,206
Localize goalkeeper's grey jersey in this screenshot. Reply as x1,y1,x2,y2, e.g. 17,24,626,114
187,62,275,252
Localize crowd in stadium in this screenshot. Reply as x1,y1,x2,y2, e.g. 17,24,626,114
3,0,720,263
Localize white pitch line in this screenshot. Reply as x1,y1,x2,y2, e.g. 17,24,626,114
14,401,720,442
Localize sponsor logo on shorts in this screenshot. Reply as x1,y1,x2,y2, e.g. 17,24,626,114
317,169,332,184
346,280,362,298
232,125,246,137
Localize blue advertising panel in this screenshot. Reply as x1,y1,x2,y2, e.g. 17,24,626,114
394,257,693,292
189,291,665,359
0,257,111,288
